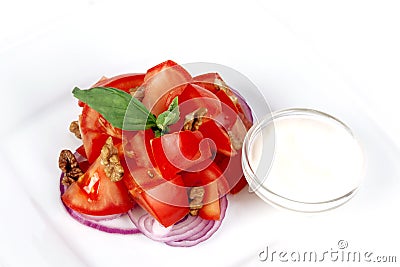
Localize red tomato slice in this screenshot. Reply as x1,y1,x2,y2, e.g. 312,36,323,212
181,162,230,195
236,101,254,130
198,186,220,220
214,90,240,130
92,73,145,93
168,83,223,133
193,72,253,130
79,105,122,163
181,162,229,220
142,60,191,116
79,74,145,163
229,175,248,194
122,129,155,168
178,83,222,118
215,152,248,194
198,119,234,157
123,169,189,227
215,90,239,114
76,144,87,158
150,131,212,179
192,72,224,94
62,157,134,216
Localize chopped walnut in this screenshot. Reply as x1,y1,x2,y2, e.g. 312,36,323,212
69,121,81,139
59,150,83,186
100,137,124,182
183,107,208,131
228,119,247,151
228,131,243,151
188,186,205,216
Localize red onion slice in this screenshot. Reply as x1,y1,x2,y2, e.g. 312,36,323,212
232,87,254,123
165,196,228,247
128,208,206,242
127,196,228,246
78,212,122,222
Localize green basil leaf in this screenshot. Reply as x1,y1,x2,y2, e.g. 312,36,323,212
156,97,180,131
72,87,156,130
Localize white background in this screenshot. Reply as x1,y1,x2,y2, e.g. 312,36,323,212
0,1,399,266
1,0,400,146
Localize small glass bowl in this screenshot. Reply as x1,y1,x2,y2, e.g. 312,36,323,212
242,108,365,212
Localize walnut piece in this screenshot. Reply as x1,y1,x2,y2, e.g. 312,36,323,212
228,131,243,151
100,137,124,182
59,150,83,186
188,186,205,216
69,121,81,139
183,107,208,131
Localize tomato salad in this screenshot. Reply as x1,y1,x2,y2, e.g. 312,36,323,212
58,60,253,246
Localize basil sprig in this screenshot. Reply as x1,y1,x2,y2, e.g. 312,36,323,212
154,96,180,137
72,87,179,135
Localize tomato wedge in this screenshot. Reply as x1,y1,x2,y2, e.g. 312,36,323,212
193,72,252,130
214,90,240,130
181,162,229,220
192,72,224,94
122,129,155,168
123,168,189,227
79,74,145,163
198,119,234,157
79,105,122,163
62,156,134,216
142,60,191,116
150,131,213,179
215,152,248,194
198,185,220,220
91,73,145,93
177,83,222,118
181,162,230,195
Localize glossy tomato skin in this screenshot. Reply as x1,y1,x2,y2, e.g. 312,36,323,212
92,73,145,93
79,105,122,163
192,73,223,94
214,90,240,130
150,131,212,179
181,162,230,220
76,144,87,159
79,74,145,163
181,162,230,196
62,157,134,216
168,83,223,133
123,168,189,227
177,83,222,118
215,152,248,194
229,175,248,194
198,119,233,157
142,60,191,116
192,72,253,131
122,129,155,169
198,186,220,220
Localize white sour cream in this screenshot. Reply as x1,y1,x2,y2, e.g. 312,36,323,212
245,109,364,210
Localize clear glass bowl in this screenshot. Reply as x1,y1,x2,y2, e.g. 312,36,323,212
242,108,365,212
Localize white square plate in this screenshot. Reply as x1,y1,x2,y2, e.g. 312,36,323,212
1,1,399,266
